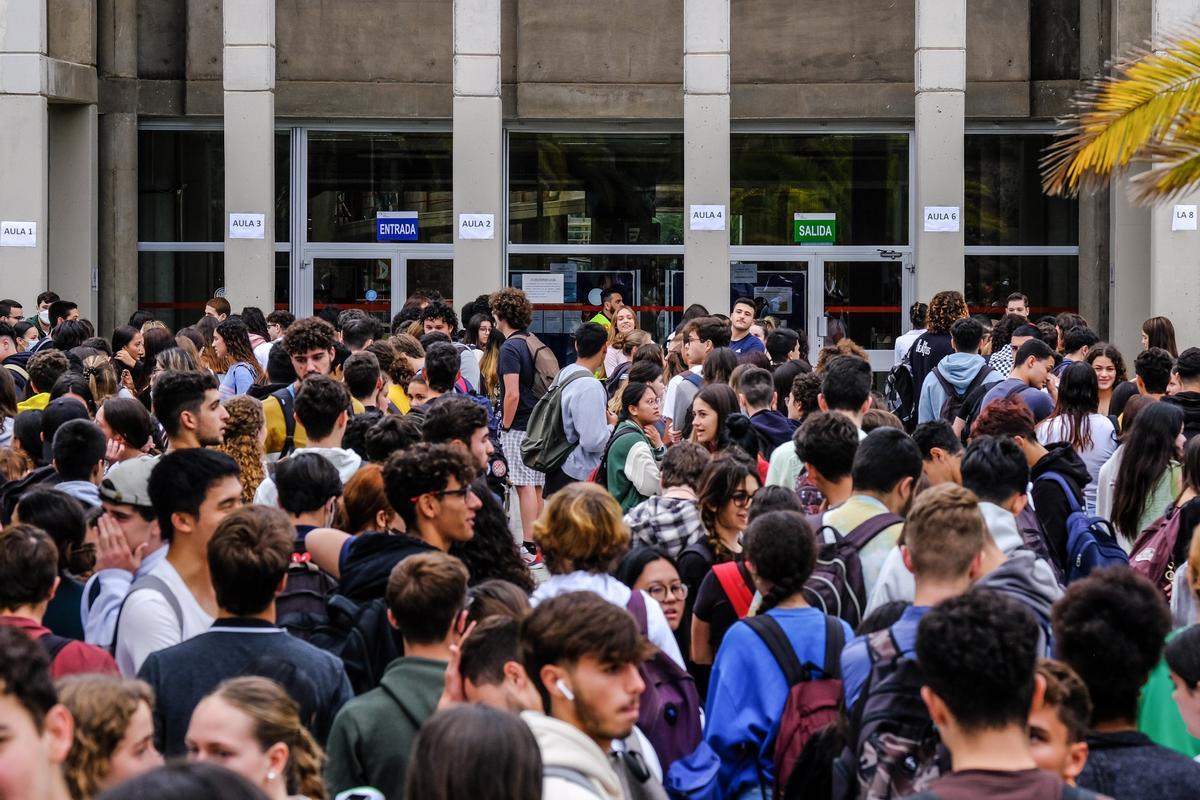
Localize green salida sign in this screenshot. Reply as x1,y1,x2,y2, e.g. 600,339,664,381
793,213,836,244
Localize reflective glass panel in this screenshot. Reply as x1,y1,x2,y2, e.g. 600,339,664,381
823,261,904,350
730,134,910,246
729,261,809,334
965,135,1078,246
137,252,224,332
508,134,684,245
307,132,453,243
965,255,1079,315
313,257,392,323
406,259,454,309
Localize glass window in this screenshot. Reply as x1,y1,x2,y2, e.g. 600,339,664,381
730,261,810,333
313,256,393,324
508,134,684,245
965,135,1078,246
138,131,290,243
730,134,910,246
137,252,224,332
275,251,290,312
823,261,905,350
508,253,684,360
307,132,453,243
965,255,1079,315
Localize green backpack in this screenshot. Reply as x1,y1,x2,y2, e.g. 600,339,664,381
521,369,592,472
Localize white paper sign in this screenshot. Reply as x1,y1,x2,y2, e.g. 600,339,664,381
0,222,36,247
923,206,960,233
228,213,266,239
689,205,726,231
459,213,495,240
731,263,758,283
523,274,565,304
1172,205,1198,231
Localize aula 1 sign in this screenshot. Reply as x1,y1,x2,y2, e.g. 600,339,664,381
377,211,419,242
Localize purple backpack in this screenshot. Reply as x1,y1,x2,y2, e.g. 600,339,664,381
1131,503,1184,603
625,590,702,769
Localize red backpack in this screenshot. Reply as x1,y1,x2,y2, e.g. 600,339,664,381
744,613,846,794
1131,501,1184,603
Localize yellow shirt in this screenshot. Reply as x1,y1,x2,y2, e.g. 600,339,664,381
590,311,612,329
387,384,412,415
263,387,366,455
17,392,49,412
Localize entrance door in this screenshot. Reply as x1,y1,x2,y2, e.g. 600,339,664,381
400,254,455,310
816,252,911,371
728,256,819,362
304,252,398,324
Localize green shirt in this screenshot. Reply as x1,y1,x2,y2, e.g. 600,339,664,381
1138,626,1200,757
590,311,612,329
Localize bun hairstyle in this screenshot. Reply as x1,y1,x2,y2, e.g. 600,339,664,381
724,412,758,460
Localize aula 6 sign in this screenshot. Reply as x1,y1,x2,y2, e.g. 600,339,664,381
377,211,419,242
793,213,836,245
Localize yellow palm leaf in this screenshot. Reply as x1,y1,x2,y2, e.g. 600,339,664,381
1130,113,1200,203
1041,27,1200,198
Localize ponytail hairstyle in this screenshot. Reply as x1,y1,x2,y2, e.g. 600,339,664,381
696,450,759,563
210,677,326,800
83,355,119,405
744,510,818,612
1111,401,1185,542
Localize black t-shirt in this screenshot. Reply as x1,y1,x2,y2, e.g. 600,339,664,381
498,330,539,431
693,562,755,656
908,332,954,396
1109,380,1139,418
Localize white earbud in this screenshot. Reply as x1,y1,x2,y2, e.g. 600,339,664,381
555,678,575,701
267,771,277,782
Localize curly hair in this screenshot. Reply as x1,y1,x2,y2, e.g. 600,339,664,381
57,675,155,800
697,451,760,563
489,287,533,330
216,395,265,504
281,317,336,357
970,396,1037,441
1052,567,1171,724
532,483,629,574
209,677,326,800
925,290,969,335
813,339,869,374
382,443,479,530
1085,342,1127,383
744,510,817,612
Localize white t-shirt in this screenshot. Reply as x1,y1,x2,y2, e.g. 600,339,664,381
663,366,702,426
1036,413,1118,513
114,556,214,676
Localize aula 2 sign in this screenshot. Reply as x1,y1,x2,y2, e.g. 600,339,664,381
377,211,419,242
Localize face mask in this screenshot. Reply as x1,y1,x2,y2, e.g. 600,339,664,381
38,309,49,324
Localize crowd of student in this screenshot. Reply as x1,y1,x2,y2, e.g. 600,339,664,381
3,285,1200,800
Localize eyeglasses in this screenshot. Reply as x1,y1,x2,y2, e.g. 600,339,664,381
730,490,758,508
645,582,688,601
410,485,472,503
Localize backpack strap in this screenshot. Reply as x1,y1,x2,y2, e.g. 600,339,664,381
744,613,807,686
843,512,904,550
1004,382,1027,400
932,366,955,396
682,371,702,388
4,362,29,382
271,387,297,458
116,573,184,640
713,561,754,619
821,615,846,680
624,587,650,637
1034,471,1084,515
39,632,72,662
542,766,605,799
962,364,994,396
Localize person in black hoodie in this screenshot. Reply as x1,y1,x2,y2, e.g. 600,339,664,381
972,396,1090,576
736,366,798,455
1165,347,1200,443
907,290,968,397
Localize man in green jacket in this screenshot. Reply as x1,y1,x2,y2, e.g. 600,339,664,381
324,551,469,799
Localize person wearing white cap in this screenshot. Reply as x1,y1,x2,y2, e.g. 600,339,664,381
80,455,165,649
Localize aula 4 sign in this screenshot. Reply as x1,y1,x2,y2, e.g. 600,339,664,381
377,211,419,242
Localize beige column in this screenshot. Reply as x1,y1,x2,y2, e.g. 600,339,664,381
683,0,731,314
913,0,966,298
453,0,503,306
222,0,276,310
48,105,99,318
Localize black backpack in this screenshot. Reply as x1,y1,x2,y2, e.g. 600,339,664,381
931,364,994,424
884,352,917,431
805,513,904,629
833,627,949,800
276,541,339,636
302,594,403,695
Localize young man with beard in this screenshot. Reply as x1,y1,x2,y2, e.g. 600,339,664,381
152,370,228,451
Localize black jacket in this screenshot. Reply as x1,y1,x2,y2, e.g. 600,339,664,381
750,409,799,456
1029,443,1092,573
1164,391,1200,443
336,533,439,603
1078,730,1200,800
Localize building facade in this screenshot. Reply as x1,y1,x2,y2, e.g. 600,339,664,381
2,0,1199,364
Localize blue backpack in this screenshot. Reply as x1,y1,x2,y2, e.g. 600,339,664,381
1035,471,1128,583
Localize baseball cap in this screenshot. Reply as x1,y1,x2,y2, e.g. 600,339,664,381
99,455,159,508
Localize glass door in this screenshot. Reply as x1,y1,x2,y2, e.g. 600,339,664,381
303,251,398,325
400,254,455,310
728,255,818,363
816,252,912,371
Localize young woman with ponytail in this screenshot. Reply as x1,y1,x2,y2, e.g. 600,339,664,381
184,677,326,800
698,510,852,798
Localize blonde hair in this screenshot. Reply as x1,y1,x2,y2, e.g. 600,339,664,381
533,483,629,574
140,320,168,334
614,329,652,357
83,355,118,404
607,307,639,345
57,675,155,800
217,395,266,503
210,677,326,800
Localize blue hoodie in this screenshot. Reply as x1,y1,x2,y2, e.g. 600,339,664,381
916,352,1002,424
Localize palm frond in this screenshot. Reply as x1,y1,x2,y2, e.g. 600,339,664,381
1130,112,1200,203
1042,26,1200,197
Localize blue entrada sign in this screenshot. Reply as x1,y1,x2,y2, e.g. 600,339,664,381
376,211,419,242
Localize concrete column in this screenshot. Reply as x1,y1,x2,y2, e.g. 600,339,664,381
453,0,503,306
48,105,98,318
1149,0,1200,348
683,0,730,315
222,0,275,310
1077,0,1110,337
0,0,50,310
97,0,138,333
913,0,966,299
1108,0,1152,357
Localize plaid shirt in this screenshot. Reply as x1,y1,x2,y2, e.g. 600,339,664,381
624,494,706,559
988,343,1014,377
